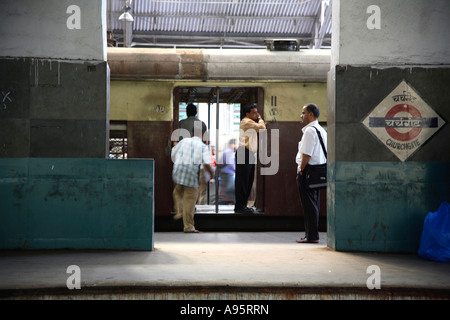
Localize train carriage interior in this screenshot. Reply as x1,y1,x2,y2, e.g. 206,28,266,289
176,87,261,215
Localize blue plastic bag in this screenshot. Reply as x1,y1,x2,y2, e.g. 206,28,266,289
418,201,450,262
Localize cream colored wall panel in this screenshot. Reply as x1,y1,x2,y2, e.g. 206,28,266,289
110,80,327,123
110,81,173,121
264,83,327,122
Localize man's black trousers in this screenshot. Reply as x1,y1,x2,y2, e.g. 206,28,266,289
296,173,320,241
235,146,255,210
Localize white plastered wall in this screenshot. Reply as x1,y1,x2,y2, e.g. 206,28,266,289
332,0,450,66
0,0,106,61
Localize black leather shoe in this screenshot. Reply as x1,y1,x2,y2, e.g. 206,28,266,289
234,207,254,215
296,238,319,243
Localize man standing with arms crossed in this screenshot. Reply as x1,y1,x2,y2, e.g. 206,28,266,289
295,103,327,243
234,104,266,214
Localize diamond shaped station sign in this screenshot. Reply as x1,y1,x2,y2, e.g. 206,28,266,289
362,80,445,161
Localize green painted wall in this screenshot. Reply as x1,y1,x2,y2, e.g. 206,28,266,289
0,158,154,250
327,161,449,252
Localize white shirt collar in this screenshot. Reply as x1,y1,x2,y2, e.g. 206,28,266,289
302,120,319,133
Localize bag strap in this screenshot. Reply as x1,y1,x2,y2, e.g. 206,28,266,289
313,126,327,159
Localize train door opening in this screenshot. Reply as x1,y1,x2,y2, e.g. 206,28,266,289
174,86,265,214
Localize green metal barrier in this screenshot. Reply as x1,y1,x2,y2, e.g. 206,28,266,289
327,161,450,252
0,158,154,250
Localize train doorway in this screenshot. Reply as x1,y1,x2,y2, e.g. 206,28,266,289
173,86,265,215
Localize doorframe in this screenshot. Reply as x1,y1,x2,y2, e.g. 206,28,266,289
172,85,265,214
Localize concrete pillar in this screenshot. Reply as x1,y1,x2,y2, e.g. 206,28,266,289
0,1,154,251
328,0,450,252
0,0,109,158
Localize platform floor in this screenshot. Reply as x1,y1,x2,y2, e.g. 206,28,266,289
0,232,449,300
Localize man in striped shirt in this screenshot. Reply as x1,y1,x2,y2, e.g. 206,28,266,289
172,128,214,233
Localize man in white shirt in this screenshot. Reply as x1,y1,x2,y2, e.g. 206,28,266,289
295,103,327,243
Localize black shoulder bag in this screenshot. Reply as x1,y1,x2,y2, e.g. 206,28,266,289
304,127,327,189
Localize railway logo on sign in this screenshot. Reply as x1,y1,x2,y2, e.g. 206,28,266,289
362,80,445,161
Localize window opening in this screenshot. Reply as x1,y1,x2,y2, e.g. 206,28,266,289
109,122,128,159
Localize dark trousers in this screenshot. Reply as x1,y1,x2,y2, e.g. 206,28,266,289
297,173,320,241
235,147,255,209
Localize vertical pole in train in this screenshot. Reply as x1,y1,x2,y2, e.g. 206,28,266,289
215,87,220,214
207,102,211,205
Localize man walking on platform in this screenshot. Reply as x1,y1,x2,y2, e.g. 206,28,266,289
172,126,214,233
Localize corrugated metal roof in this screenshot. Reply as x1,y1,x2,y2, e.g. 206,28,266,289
108,0,332,49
